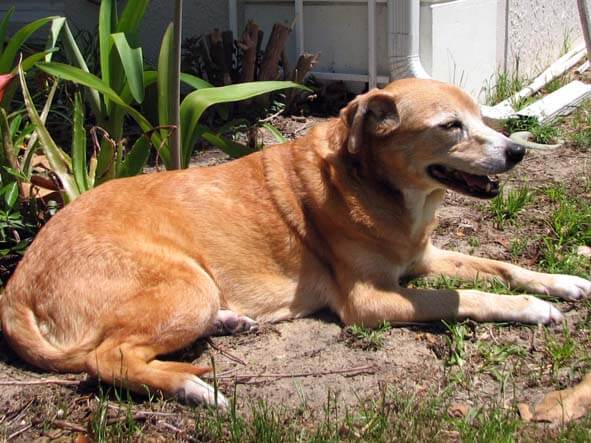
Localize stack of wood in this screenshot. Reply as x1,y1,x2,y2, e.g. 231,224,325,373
182,20,320,94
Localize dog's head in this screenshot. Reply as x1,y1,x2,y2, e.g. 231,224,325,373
339,79,524,199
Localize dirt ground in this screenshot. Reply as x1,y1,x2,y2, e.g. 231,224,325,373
0,114,590,441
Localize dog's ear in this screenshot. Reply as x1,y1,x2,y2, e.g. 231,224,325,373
340,90,400,154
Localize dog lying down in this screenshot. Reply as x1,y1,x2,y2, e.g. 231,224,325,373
1,79,590,409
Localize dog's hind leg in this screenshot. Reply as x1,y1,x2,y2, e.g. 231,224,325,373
84,270,229,409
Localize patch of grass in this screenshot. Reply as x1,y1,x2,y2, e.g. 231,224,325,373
538,188,591,277
563,100,591,151
502,116,560,144
489,185,533,229
543,322,577,377
342,321,391,351
484,69,527,106
509,238,529,261
443,321,470,367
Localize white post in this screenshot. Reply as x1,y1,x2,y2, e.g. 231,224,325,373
228,0,238,37
577,0,591,62
295,0,304,56
368,0,377,89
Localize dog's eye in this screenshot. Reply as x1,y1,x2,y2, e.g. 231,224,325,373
439,120,463,131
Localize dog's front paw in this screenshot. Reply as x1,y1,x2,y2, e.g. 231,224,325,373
544,275,591,301
519,296,563,325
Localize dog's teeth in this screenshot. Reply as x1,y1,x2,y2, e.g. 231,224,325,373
485,183,491,193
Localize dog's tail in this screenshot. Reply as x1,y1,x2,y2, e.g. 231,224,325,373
1,300,90,372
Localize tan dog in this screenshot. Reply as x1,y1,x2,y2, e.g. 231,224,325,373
1,79,590,409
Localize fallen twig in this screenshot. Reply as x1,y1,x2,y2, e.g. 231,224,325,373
106,403,178,418
158,420,184,434
52,420,87,433
205,364,377,384
8,423,32,440
206,338,247,366
0,378,80,386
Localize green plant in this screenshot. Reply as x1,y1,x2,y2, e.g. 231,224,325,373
502,116,560,144
564,100,591,151
343,321,391,351
489,185,532,228
443,321,469,367
509,237,529,260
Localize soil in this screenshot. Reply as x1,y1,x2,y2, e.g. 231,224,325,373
0,114,590,441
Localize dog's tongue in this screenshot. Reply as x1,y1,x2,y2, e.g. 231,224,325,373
458,171,489,189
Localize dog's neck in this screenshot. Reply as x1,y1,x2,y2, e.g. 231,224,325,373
401,188,445,238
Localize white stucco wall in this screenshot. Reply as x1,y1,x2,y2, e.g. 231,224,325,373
504,0,582,76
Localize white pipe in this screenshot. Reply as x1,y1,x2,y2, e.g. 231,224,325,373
368,0,377,89
228,0,238,37
388,0,430,80
295,0,304,56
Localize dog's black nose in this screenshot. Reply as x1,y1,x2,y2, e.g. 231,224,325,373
505,142,525,164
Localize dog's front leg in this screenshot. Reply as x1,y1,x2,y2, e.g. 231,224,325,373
412,244,591,301
336,283,562,327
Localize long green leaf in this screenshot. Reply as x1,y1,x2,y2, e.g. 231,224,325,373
117,0,149,34
157,24,174,131
59,22,102,119
0,7,15,56
111,32,144,103
180,81,309,167
201,130,256,159
36,62,152,132
15,49,58,73
45,17,65,62
262,122,288,144
119,71,212,105
118,136,150,177
72,92,89,192
17,63,79,202
180,73,213,90
99,0,115,109
0,16,58,72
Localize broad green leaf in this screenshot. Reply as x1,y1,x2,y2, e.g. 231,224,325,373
117,0,149,34
111,32,144,103
0,16,58,72
118,136,150,177
119,71,212,105
180,81,309,166
36,62,153,132
3,181,18,208
59,22,102,119
72,92,89,192
17,63,79,202
262,122,288,144
45,17,65,62
0,7,15,56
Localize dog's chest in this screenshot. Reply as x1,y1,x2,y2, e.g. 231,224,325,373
402,188,443,238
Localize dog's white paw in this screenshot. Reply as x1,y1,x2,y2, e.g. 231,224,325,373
544,275,591,301
517,296,563,325
177,376,229,410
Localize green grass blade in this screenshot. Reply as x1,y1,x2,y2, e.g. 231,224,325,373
111,32,144,103
17,63,79,202
0,16,58,72
117,0,149,34
118,136,150,177
0,7,15,56
180,81,308,166
3,181,18,208
59,22,102,119
72,92,89,192
36,62,153,132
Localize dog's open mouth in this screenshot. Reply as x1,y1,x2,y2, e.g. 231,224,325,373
427,165,500,199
